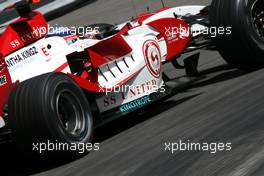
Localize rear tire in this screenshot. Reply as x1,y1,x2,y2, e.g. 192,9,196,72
210,0,264,71
8,73,93,157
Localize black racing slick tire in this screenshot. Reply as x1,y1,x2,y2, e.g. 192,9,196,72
8,73,93,157
210,0,264,71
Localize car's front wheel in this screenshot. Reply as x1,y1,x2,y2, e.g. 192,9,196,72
210,0,264,71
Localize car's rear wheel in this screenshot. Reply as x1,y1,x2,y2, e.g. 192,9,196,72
8,73,93,157
210,0,264,71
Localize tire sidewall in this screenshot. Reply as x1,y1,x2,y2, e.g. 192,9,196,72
44,75,93,144
239,0,264,52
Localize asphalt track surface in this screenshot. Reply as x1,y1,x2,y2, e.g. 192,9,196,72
2,0,264,176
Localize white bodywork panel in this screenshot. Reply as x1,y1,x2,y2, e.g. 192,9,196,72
96,34,164,113
5,37,73,82
143,6,205,24
4,36,97,83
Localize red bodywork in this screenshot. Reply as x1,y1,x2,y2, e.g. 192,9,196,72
88,34,132,68
135,8,191,60
0,11,48,120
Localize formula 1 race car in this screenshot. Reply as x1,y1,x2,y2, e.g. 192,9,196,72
0,0,263,156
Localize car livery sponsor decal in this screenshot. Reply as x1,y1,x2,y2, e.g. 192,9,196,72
5,46,38,68
143,40,162,78
97,78,160,113
0,75,7,86
41,46,50,57
103,79,157,108
40,45,52,62
120,95,151,112
10,27,47,49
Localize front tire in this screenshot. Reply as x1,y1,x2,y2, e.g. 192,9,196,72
210,0,264,71
8,73,93,157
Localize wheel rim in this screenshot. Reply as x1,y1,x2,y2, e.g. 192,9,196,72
56,90,86,138
251,0,264,40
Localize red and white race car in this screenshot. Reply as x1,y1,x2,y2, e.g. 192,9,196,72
0,0,263,156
